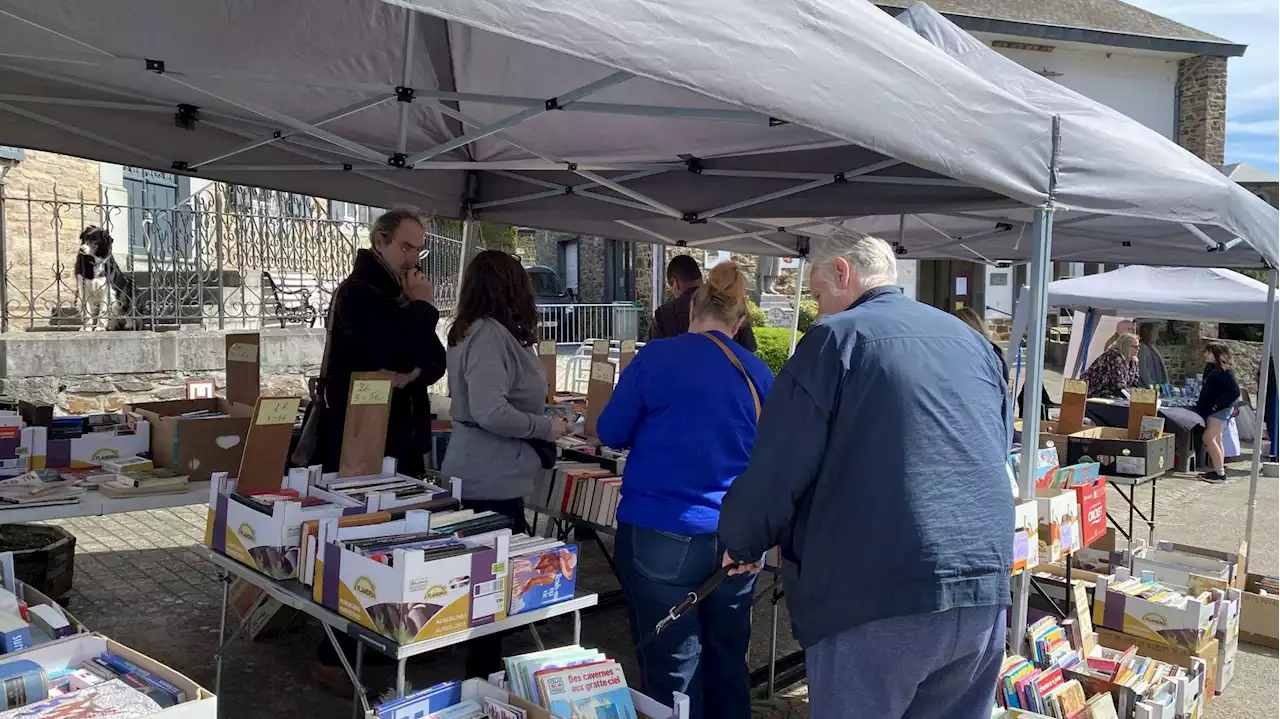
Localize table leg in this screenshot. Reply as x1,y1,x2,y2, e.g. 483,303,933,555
768,587,780,699
1127,485,1136,546
214,573,231,700
1149,480,1158,546
573,609,582,645
323,625,370,717
395,657,406,699
351,643,364,719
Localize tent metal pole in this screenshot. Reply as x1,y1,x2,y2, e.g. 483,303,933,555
573,170,684,219
699,159,900,220
0,100,164,162
454,217,475,310
788,258,806,355
1243,267,1278,572
615,221,675,246
190,96,393,169
397,10,417,155
0,94,172,112
1011,205,1054,655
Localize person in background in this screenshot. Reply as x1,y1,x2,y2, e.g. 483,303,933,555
1265,361,1278,464
954,307,1006,376
1104,319,1136,351
597,262,773,719
1196,342,1240,484
1081,332,1140,399
303,208,447,694
718,233,1012,719
443,250,574,674
1137,322,1171,388
652,254,756,351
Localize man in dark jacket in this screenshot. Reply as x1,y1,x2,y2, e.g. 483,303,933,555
718,233,1013,719
309,208,446,476
651,254,756,351
309,208,447,692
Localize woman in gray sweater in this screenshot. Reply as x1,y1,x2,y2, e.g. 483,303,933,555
443,250,571,675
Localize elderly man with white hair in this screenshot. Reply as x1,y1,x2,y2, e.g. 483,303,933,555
718,233,1013,719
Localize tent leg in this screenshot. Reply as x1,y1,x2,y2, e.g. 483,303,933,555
1011,206,1054,655
788,257,806,355
454,217,474,310
1244,268,1278,572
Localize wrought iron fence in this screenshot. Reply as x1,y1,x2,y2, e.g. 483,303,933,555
536,303,643,345
0,184,466,332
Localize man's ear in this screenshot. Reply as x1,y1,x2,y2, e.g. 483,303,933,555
832,256,853,289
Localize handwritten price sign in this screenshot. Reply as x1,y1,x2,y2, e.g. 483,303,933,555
351,379,392,406
227,342,259,363
1063,379,1087,396
538,340,556,356
256,397,300,426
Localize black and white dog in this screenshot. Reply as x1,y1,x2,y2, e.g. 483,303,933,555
76,226,136,331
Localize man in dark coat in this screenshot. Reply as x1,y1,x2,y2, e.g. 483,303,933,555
305,207,446,477
651,254,756,351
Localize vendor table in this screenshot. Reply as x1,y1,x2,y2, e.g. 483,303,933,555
208,550,597,719
1105,471,1165,546
1086,398,1203,472
0,482,211,523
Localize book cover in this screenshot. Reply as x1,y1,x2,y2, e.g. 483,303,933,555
541,661,637,719
520,652,604,705
0,660,46,710
0,679,161,718
510,545,579,615
428,700,484,719
98,652,187,704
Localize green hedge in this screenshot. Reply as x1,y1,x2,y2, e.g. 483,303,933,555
754,327,801,375
747,301,767,328
797,300,819,333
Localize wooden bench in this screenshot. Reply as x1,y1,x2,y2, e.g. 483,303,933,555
262,270,327,328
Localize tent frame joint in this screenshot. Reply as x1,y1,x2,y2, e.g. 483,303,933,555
681,212,705,224
387,153,408,168
175,103,200,131
395,86,415,103
145,58,165,74
342,163,353,172
171,160,191,172
684,157,703,174
545,96,561,111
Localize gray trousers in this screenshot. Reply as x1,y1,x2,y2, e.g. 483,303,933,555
806,606,1006,719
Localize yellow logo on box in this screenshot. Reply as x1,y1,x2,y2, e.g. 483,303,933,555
354,576,377,601
1141,612,1169,628
425,585,447,600
91,449,120,461
237,523,256,542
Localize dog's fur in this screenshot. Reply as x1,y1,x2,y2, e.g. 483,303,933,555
76,227,136,331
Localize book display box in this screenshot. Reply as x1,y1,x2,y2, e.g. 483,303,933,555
1092,569,1221,654
1066,428,1174,478
1034,490,1081,563
1011,501,1039,576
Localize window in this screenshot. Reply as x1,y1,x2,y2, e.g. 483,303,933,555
228,185,315,218
123,166,191,257
328,201,378,224
0,146,23,162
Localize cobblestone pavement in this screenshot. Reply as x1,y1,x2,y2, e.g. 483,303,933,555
28,453,1277,719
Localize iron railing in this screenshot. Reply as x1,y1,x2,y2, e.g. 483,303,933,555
0,184,465,332
536,303,642,345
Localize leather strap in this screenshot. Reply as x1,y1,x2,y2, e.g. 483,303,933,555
700,332,761,418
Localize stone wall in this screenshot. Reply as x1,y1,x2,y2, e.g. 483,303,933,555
1155,338,1264,396
1176,55,1228,165
0,329,325,414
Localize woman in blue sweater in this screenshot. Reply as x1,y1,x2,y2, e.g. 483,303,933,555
597,262,773,719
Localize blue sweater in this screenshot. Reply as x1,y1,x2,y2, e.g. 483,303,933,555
719,287,1013,648
596,331,774,535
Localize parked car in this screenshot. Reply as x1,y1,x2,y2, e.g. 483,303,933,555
526,265,583,343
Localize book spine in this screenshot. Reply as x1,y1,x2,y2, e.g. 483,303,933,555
99,652,187,703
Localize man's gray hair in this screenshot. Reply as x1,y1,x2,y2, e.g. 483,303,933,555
811,230,898,289
370,207,425,246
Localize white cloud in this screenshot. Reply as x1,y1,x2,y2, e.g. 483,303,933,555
1125,0,1278,171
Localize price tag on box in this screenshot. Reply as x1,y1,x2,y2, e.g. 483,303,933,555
350,379,391,406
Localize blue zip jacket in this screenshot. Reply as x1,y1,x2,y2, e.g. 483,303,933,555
719,287,1013,648
597,331,774,535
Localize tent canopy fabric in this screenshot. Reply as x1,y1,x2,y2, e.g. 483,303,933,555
0,0,1273,267
1047,266,1279,324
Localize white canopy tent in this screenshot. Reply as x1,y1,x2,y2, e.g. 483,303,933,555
0,0,1276,658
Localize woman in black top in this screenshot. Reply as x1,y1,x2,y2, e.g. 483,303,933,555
1196,342,1241,483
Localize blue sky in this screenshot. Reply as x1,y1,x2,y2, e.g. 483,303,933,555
1128,0,1279,174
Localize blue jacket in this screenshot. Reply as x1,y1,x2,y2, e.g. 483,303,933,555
597,331,774,535
719,287,1013,648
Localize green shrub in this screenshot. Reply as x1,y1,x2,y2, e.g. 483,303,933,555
747,301,766,328
797,300,819,333
754,327,801,375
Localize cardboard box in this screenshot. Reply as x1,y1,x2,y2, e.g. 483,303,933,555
1093,569,1220,653
1067,427,1174,478
1012,501,1040,576
1035,489,1081,563
393,677,686,719
1131,542,1239,590
313,511,510,645
1013,420,1072,460
0,414,45,477
1095,626,1218,708
45,418,150,469
1072,479,1108,549
128,399,253,482
204,472,354,580
0,632,215,717
1072,528,1130,575
1239,573,1278,648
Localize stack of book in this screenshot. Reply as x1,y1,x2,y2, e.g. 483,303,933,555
504,646,636,718
316,475,447,509
0,472,86,509
98,469,189,499
373,681,525,719
508,536,578,616
997,656,1089,719
0,649,187,716
529,462,621,529
336,532,476,568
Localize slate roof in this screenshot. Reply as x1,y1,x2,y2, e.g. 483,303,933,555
878,0,1245,56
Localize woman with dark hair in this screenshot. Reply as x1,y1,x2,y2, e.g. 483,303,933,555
953,307,1006,377
443,250,572,673
1196,342,1241,484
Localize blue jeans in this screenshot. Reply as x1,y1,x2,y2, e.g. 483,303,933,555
615,523,756,719
806,606,1007,719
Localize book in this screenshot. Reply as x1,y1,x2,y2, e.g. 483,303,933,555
0,679,162,718
510,545,578,615
0,614,30,655
375,680,461,719
505,646,604,704
0,659,46,710
429,700,484,719
97,652,187,704
1138,416,1165,441
1083,692,1120,719
539,661,637,719
482,698,527,719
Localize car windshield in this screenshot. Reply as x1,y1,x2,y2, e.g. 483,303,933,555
528,270,565,297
